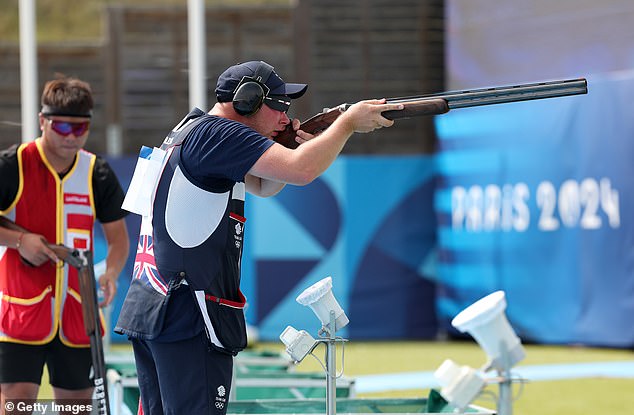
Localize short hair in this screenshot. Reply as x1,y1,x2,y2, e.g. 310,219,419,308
41,75,93,117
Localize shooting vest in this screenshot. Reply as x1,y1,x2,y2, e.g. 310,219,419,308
116,110,248,354
0,139,98,346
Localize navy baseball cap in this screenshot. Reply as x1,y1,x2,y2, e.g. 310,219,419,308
215,61,308,102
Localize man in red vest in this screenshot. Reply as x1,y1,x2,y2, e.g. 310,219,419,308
0,76,130,409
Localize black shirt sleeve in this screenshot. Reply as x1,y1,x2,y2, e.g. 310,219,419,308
93,156,129,224
0,145,20,211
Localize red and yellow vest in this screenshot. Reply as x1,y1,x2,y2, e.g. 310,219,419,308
0,139,101,347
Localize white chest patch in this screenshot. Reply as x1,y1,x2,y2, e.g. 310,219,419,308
165,165,229,248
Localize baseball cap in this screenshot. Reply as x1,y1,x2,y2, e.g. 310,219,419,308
215,61,308,102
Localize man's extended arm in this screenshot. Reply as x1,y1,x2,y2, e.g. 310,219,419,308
99,218,129,307
0,216,59,264
249,99,403,186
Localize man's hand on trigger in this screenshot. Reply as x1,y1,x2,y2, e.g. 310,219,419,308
291,118,318,146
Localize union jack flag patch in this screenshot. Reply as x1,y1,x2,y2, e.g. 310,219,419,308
133,234,168,295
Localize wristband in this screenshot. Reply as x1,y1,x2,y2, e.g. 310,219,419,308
16,232,25,249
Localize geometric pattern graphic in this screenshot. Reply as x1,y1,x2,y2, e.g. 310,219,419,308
249,157,439,340
252,176,341,328
349,180,438,339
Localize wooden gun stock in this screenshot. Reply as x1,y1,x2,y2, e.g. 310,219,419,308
274,99,448,149
274,105,346,149
273,77,588,149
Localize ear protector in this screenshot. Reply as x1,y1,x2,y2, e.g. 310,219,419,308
232,62,274,116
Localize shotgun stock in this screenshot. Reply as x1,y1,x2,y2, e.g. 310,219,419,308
274,77,588,149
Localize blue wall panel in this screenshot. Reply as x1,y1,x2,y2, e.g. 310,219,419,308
434,73,634,347
248,157,438,340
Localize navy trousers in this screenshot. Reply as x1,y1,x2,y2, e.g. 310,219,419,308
132,332,233,415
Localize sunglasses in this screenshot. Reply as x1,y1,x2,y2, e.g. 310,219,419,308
264,96,291,113
46,118,90,137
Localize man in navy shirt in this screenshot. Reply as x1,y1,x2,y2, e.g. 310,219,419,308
116,60,403,414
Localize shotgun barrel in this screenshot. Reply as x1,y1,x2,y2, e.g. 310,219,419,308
274,77,588,149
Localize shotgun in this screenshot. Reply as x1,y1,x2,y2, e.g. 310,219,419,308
0,217,111,415
274,77,588,149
